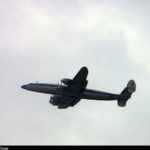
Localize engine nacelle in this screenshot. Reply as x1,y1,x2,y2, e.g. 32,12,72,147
61,78,72,85
49,96,62,106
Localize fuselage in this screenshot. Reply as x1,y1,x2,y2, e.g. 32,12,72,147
21,67,136,109
21,83,120,101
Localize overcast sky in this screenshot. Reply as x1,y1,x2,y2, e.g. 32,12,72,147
0,0,150,145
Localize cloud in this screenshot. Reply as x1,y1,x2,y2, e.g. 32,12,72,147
0,0,150,145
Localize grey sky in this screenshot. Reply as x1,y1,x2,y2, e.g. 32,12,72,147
0,0,150,145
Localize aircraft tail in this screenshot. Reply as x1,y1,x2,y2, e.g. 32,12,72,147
117,80,136,107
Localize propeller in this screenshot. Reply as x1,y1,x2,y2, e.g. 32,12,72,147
57,76,63,87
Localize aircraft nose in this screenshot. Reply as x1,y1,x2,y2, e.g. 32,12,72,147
21,85,27,89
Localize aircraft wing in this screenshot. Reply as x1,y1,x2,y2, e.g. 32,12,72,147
58,67,88,108
72,67,88,83
68,66,88,96
50,95,80,109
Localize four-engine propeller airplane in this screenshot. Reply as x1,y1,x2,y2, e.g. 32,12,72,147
21,67,136,109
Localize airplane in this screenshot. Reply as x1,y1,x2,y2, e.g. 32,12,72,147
21,67,136,109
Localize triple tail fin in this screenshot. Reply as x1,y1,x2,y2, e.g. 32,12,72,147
117,80,136,107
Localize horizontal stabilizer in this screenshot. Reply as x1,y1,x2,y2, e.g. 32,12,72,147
117,80,136,107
